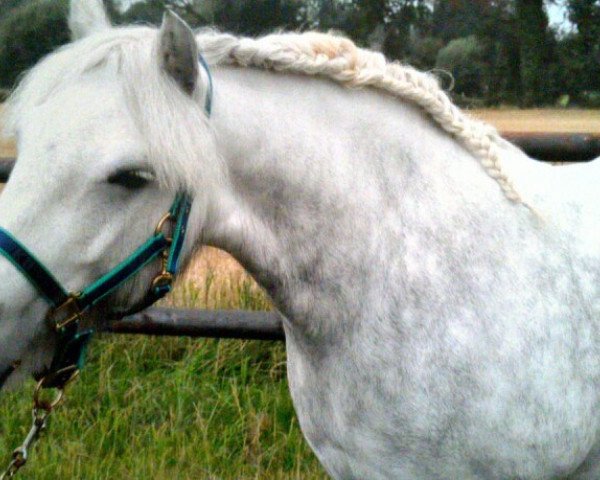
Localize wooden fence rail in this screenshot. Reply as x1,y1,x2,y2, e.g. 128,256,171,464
106,307,285,341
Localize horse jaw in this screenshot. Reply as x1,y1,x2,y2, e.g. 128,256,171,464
0,282,56,391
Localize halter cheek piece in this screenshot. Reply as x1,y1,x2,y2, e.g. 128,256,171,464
0,55,213,391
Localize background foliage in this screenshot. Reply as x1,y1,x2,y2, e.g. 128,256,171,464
0,0,598,106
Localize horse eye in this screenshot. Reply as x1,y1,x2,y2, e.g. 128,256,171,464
107,169,155,190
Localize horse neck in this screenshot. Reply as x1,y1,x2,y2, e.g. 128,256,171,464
202,66,514,339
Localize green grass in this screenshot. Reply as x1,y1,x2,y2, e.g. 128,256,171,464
0,275,327,479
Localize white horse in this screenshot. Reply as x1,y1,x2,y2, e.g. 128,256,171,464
1,1,599,478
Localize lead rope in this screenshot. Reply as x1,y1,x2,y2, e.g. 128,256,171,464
1,367,79,479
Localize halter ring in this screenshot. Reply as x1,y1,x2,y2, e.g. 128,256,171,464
154,212,174,243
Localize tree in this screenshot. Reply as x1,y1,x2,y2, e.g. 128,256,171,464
232,0,303,35
102,0,121,22
515,0,553,106
384,0,435,61
120,0,171,24
436,35,486,97
0,0,28,22
0,0,70,89
477,1,522,105
566,0,600,99
409,35,444,70
0,0,591,107
431,0,489,42
430,0,521,104
568,0,600,55
120,0,303,35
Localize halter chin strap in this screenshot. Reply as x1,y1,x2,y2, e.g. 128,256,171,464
0,54,212,390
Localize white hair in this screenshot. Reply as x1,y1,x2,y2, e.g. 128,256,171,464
5,27,520,202
196,30,522,203
4,26,220,194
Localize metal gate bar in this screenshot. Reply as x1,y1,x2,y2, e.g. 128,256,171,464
503,133,600,162
105,307,285,341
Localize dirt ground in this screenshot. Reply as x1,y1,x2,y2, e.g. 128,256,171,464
1,108,598,281
470,109,600,133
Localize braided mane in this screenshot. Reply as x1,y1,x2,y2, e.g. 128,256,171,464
5,26,523,204
197,31,522,204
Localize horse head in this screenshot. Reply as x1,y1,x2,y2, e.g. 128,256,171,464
0,0,218,389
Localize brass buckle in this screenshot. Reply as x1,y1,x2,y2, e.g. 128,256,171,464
47,294,83,332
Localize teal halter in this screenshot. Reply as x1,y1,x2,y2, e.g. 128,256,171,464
0,55,213,390
0,194,191,388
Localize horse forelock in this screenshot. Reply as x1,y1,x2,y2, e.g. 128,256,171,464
5,25,523,204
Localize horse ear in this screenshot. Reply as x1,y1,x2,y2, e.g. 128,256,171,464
69,0,111,40
158,10,199,97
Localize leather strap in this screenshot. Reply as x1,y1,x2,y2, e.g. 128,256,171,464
0,229,68,307
77,233,170,310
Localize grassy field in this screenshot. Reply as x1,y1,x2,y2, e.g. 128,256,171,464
0,277,328,480
0,108,598,478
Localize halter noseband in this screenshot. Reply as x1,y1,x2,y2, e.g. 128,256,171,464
0,55,213,390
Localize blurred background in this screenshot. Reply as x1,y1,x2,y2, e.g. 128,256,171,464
1,0,599,108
